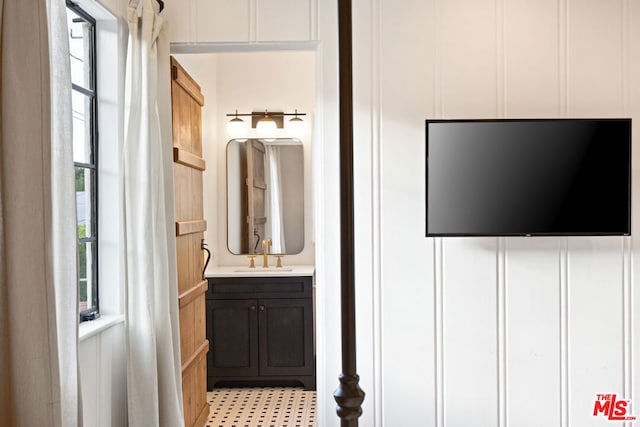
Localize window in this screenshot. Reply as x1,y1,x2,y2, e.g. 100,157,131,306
67,2,99,321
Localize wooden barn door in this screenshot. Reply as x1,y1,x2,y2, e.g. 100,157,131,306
170,56,209,427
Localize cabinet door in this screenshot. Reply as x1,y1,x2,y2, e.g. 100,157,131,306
258,298,314,376
208,299,259,377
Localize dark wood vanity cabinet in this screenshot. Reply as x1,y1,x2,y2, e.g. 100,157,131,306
206,276,315,390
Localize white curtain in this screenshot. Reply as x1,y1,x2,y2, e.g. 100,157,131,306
0,0,80,426
266,145,286,254
123,1,184,426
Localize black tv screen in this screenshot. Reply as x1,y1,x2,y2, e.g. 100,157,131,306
426,118,631,237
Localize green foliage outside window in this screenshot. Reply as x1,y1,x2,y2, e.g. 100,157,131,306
78,224,87,302
75,168,84,191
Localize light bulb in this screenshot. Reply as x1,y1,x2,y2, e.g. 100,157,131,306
227,117,247,138
287,116,305,138
256,116,277,138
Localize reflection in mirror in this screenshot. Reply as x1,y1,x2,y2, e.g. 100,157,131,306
227,139,304,255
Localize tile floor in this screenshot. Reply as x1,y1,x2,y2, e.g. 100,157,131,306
206,387,316,427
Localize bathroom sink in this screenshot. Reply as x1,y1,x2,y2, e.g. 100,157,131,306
233,267,294,273
205,265,314,278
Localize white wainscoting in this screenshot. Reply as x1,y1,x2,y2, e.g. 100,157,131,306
79,319,126,427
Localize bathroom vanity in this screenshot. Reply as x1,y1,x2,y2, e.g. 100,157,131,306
205,265,315,390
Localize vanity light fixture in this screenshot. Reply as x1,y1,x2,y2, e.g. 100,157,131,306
225,109,307,138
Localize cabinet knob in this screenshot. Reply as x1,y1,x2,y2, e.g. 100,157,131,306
250,305,256,311
259,305,265,311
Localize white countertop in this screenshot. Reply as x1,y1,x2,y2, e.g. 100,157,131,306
205,264,315,278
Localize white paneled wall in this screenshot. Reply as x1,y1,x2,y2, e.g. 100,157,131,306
567,0,624,115
194,0,251,42
165,0,317,44
504,0,560,116
569,238,626,425
506,238,562,426
353,0,640,426
256,0,313,41
79,323,126,427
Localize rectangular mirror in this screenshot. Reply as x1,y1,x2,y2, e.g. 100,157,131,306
227,138,304,255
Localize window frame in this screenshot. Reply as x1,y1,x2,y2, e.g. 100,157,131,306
67,0,100,322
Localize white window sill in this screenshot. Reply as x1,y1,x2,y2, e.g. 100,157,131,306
79,314,125,342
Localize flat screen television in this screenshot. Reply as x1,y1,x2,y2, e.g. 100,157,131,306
425,118,631,237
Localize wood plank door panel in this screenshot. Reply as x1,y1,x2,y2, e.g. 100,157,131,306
246,140,267,252
171,56,209,427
